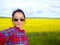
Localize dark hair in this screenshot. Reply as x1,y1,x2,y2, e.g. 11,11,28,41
12,9,25,21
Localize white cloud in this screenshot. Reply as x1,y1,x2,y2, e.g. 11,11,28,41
0,0,60,18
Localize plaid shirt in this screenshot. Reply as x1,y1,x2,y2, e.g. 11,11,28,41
0,26,28,45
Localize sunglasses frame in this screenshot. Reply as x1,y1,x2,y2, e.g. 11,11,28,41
13,18,25,22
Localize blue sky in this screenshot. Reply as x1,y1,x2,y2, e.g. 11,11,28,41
0,0,60,18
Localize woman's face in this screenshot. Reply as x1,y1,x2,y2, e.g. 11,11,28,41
12,12,25,28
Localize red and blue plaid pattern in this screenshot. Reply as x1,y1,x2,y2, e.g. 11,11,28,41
0,26,28,45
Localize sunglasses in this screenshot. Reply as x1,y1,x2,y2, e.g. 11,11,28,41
13,18,25,22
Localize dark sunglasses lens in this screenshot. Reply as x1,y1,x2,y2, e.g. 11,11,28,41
14,19,18,21
13,18,25,21
20,19,25,21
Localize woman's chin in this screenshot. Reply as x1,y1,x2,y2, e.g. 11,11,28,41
16,25,22,28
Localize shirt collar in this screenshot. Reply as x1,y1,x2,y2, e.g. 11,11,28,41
14,26,25,33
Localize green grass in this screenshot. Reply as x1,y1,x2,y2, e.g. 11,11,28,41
27,32,60,45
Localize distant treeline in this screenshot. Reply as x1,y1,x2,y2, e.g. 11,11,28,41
0,17,11,19
0,17,60,19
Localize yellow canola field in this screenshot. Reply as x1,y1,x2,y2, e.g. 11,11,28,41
0,18,60,32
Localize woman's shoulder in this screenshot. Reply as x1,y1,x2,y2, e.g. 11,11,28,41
4,27,14,31
0,27,15,36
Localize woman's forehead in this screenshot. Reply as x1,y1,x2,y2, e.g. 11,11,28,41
13,12,24,18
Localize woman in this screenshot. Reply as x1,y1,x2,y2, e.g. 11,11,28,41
0,9,28,45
